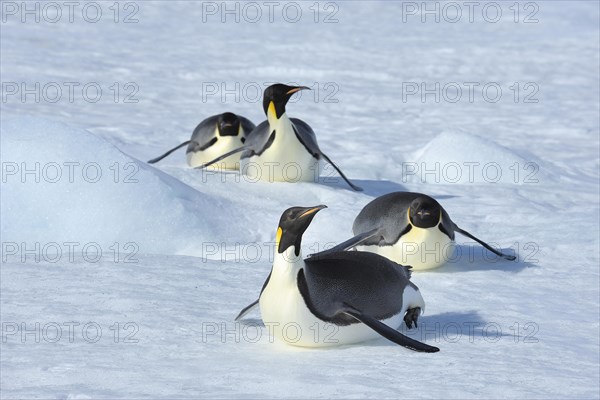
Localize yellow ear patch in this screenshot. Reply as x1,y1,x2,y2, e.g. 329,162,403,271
267,101,277,120
275,227,282,246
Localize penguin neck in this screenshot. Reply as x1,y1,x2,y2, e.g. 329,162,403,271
268,110,291,130
273,246,305,279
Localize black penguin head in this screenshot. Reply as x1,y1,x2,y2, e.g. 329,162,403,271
408,197,441,228
262,84,310,120
276,205,327,255
217,112,241,137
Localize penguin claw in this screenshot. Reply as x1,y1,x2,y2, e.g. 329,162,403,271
404,307,421,329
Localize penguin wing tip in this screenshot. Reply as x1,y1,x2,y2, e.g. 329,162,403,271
234,312,244,322
348,183,363,191
414,343,440,353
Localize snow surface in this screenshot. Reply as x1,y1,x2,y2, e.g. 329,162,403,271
1,1,599,399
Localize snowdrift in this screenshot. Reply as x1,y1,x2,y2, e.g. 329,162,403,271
1,117,248,257
405,130,550,185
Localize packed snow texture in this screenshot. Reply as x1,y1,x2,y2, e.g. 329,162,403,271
1,1,599,399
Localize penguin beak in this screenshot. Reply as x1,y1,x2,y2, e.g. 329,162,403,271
286,86,311,95
299,205,327,219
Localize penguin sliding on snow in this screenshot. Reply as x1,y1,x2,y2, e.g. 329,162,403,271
196,84,362,191
236,205,439,352
147,112,255,170
312,192,517,270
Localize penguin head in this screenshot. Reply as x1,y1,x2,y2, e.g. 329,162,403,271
276,205,327,255
263,84,310,121
217,112,241,137
408,197,441,228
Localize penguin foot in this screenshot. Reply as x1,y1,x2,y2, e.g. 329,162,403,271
404,307,421,329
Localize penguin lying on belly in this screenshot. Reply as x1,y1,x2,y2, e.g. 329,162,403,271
236,205,439,352
148,112,255,170
314,192,517,270
196,83,362,191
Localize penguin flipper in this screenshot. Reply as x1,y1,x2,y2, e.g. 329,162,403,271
148,140,192,164
195,147,247,169
288,118,361,191
235,299,259,321
308,229,380,258
453,224,516,261
236,272,272,321
320,152,363,192
342,305,439,353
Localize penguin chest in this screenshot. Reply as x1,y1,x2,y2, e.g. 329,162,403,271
186,135,244,170
360,225,454,270
259,263,321,347
242,122,320,183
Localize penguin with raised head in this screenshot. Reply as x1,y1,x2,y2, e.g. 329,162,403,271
147,112,255,170
312,192,517,270
236,205,439,352
196,84,362,191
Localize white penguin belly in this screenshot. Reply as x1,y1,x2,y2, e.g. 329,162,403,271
359,225,455,271
260,263,424,347
186,136,244,170
241,122,320,183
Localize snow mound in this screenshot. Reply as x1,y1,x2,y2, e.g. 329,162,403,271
0,117,247,257
405,131,549,185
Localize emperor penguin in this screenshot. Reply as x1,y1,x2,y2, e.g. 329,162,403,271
147,112,255,170
196,84,362,191
236,205,439,352
313,192,517,270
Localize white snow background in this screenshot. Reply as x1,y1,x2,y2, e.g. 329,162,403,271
1,1,599,398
